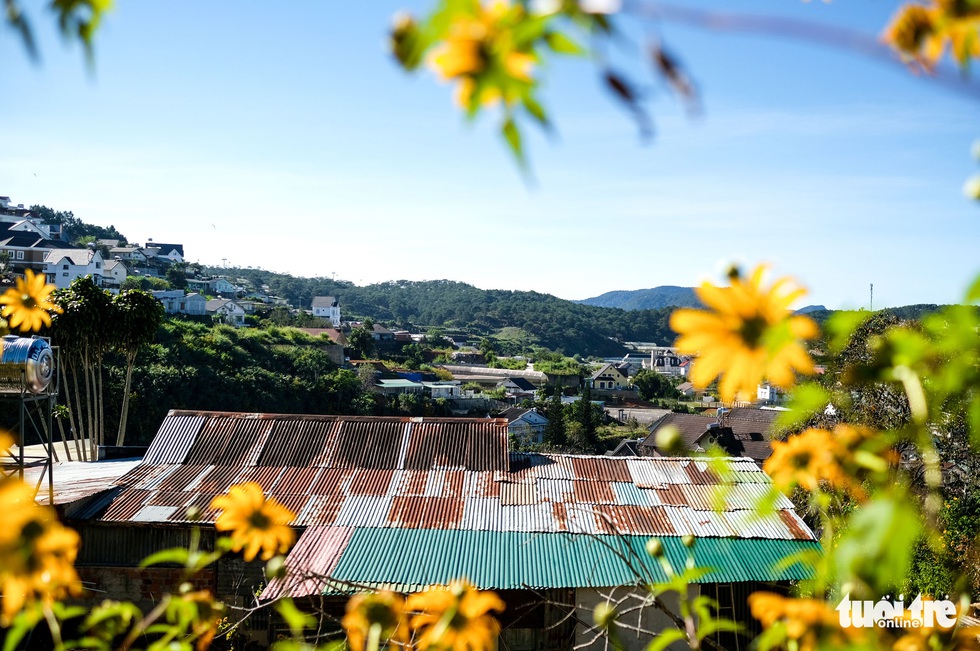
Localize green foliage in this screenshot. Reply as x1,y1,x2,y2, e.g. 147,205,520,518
121,276,172,292
212,269,678,357
29,204,126,243
347,327,375,360
631,369,679,401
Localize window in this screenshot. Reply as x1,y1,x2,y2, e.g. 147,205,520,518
62,272,68,277
46,274,55,283
15,251,24,260
95,262,101,269
63,264,69,270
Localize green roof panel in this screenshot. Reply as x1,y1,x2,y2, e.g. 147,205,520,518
329,528,819,592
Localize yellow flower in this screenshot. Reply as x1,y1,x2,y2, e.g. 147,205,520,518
748,592,843,651
884,4,942,61
0,270,62,333
343,591,410,651
0,478,82,625
406,580,505,651
765,425,876,500
670,265,817,404
210,482,296,562
425,0,537,110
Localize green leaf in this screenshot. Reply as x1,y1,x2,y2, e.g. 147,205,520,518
544,31,585,55
3,607,43,651
276,599,316,638
834,492,921,594
967,273,980,303
776,382,830,430
522,96,550,130
646,628,685,651
140,546,190,568
825,310,870,353
698,617,743,640
502,117,524,165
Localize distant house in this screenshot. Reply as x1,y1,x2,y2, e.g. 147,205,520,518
644,349,689,377
43,249,104,290
676,381,696,398
187,277,237,296
375,379,424,396
639,408,777,463
370,324,395,342
153,290,207,316
102,259,128,291
591,362,630,390
757,382,787,405
422,381,461,399
311,296,340,325
206,298,246,327
499,407,548,445
109,247,148,264
496,377,537,401
146,242,184,263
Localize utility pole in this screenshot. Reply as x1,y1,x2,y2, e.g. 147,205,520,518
870,283,874,311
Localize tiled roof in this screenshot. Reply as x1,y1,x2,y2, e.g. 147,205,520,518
311,296,337,308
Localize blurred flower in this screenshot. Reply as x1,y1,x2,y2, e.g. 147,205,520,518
426,0,539,110
0,478,82,624
766,425,880,499
210,482,295,562
748,592,842,651
177,588,224,651
343,590,409,651
0,269,62,333
884,1,980,66
670,265,817,404
407,580,505,651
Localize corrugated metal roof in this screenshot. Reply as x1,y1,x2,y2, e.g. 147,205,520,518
86,410,816,549
328,528,819,592
261,526,353,600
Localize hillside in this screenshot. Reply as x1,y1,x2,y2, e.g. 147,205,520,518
576,286,701,310
212,268,678,356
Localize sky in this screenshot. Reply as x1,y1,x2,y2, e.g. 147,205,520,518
1,1,978,310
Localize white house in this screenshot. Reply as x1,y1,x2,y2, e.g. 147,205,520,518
188,277,237,296
206,298,246,327
43,249,105,290
153,290,207,316
146,241,184,263
102,259,128,291
500,407,549,445
422,381,461,399
311,296,341,325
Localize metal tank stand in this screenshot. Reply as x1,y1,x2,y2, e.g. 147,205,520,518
0,343,59,505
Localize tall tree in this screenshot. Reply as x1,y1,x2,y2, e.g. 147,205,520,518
113,290,165,446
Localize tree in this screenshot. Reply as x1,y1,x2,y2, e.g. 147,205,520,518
113,290,165,445
165,262,188,290
121,276,171,292
631,369,680,401
543,387,567,447
49,277,114,458
347,326,375,360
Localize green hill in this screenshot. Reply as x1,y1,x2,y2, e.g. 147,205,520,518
576,286,701,310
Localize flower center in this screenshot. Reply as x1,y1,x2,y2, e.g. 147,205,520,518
248,509,271,531
739,315,768,348
21,293,37,310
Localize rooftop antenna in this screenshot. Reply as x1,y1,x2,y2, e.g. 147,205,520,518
870,283,874,311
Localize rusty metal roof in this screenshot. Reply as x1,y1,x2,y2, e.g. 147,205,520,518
81,409,819,598
87,409,810,541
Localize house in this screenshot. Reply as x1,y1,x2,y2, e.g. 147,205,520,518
205,298,246,326
42,248,105,290
374,378,425,396
101,259,128,291
496,377,537,401
644,349,689,376
757,382,787,405
145,241,184,263
311,296,341,325
187,277,237,296
499,406,549,444
109,247,148,264
71,410,818,651
296,328,349,347
590,362,630,391
638,408,779,463
421,381,461,399
676,382,696,398
152,290,207,316
0,219,76,273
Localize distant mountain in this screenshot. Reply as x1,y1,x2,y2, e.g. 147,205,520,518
576,286,701,311
796,305,826,314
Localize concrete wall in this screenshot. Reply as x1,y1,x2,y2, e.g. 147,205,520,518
575,586,693,651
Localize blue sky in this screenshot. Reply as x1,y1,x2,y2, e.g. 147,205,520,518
1,1,977,309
